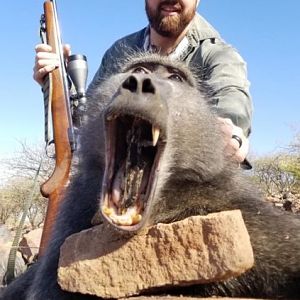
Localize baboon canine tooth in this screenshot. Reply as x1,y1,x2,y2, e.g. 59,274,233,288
152,125,160,146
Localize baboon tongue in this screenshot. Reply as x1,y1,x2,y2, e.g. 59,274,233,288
107,162,144,226
112,163,124,207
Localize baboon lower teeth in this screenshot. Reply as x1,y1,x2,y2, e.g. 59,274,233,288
102,205,142,226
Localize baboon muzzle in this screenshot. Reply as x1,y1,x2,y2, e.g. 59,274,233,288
98,74,168,232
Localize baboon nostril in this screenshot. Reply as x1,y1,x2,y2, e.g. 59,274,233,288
122,75,138,93
142,78,155,94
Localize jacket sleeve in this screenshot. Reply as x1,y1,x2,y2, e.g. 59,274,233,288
201,38,253,137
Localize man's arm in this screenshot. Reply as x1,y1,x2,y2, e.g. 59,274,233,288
201,38,253,138
198,38,253,165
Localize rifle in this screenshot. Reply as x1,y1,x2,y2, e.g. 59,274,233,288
39,0,88,256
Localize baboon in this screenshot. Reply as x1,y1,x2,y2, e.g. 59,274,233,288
1,54,300,299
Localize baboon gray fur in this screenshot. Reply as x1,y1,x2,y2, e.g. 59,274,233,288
1,53,300,299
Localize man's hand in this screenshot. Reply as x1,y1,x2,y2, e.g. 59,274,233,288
217,117,249,164
33,43,71,85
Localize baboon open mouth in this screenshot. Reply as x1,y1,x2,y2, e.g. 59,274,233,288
100,114,165,231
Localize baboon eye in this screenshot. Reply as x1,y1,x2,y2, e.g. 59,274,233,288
168,73,183,82
132,67,149,74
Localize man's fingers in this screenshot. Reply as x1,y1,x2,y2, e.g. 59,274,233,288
35,43,71,58
33,43,71,86
35,58,59,69
34,43,59,85
35,43,53,53
235,137,250,163
33,65,57,85
217,117,250,164
230,138,241,152
63,44,71,58
217,117,234,138
33,64,57,78
36,51,59,60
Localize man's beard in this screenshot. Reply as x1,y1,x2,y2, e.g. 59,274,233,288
146,0,196,38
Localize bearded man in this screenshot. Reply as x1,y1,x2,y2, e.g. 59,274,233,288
34,0,253,166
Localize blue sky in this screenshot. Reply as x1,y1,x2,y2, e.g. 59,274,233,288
0,0,299,160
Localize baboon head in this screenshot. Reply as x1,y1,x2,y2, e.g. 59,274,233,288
84,54,228,232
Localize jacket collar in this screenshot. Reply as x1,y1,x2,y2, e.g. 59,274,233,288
187,13,221,46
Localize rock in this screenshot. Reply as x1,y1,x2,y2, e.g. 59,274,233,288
19,228,42,263
125,297,262,300
58,210,254,299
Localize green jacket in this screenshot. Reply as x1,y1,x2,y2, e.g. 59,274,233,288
88,13,252,136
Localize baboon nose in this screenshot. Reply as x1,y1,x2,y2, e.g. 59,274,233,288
122,75,138,93
122,76,156,94
142,78,155,94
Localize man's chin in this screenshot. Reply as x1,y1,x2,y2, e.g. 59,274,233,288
158,16,181,35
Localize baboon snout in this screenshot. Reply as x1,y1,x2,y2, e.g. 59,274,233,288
122,75,156,94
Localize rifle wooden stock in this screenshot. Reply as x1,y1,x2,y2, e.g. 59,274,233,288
39,0,73,256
